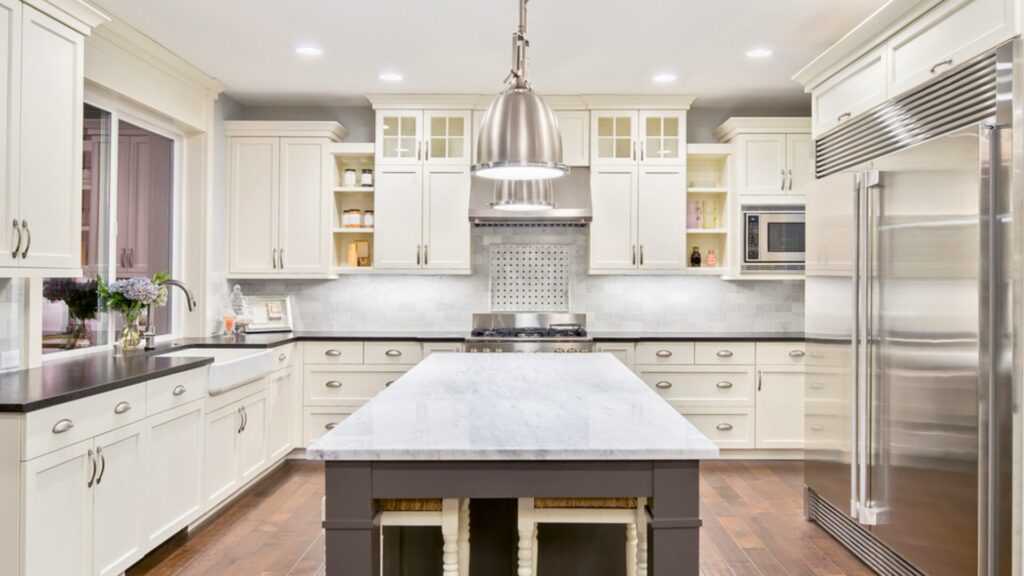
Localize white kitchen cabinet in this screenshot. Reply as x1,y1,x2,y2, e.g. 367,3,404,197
592,110,686,166
238,392,268,484
422,166,471,270
589,166,637,271
424,110,472,166
886,0,1013,98
472,109,590,167
0,0,18,271
812,46,887,137
22,439,93,576
115,131,173,275
91,421,145,576
266,367,294,462
204,402,242,509
734,133,810,196
786,134,813,195
143,399,204,550
755,367,805,449
373,164,423,269
638,111,686,165
591,111,639,165
376,110,423,165
637,166,686,269
228,137,279,275
279,138,329,274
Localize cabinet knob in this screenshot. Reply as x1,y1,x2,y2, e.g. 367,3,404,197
172,384,187,396
655,350,672,358
325,422,338,431
52,418,74,434
325,380,343,388
113,401,132,414
715,381,733,389
325,349,343,357
385,349,403,357
655,381,672,389
789,350,806,358
279,353,287,362
716,423,734,432
716,350,734,358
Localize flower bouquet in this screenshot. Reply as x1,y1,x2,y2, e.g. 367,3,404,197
97,271,169,349
42,278,99,350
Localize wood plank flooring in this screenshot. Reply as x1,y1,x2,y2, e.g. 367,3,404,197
128,460,873,576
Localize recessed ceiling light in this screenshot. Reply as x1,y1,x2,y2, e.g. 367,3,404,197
295,44,324,57
652,73,677,83
745,47,773,59
379,72,403,82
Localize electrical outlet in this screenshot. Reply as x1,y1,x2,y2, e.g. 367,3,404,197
0,350,21,370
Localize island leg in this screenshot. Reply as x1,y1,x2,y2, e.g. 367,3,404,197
324,462,378,576
651,461,701,576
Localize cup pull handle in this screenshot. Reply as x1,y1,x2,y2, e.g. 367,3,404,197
837,112,852,123
325,422,338,431
52,418,74,434
655,381,672,389
385,349,402,357
324,349,343,357
113,401,132,414
385,380,395,387
172,385,187,396
789,350,806,358
716,350,733,358
716,423,734,432
655,350,672,358
325,380,343,388
810,424,825,432
715,381,733,389
929,58,954,75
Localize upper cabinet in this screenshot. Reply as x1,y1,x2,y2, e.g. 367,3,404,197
226,121,347,278
376,110,472,166
591,110,686,166
796,0,1015,138
715,118,812,197
471,108,590,167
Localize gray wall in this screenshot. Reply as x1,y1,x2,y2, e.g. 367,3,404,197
234,105,376,142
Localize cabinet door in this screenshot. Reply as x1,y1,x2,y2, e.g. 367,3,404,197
18,6,83,270
736,134,787,195
639,112,686,165
116,134,152,274
424,110,471,166
786,134,813,196
422,165,470,271
22,439,93,576
376,110,422,164
755,368,805,449
812,46,886,137
637,166,686,269
589,166,638,270
374,165,423,268
0,0,19,270
238,392,268,484
591,110,638,166
204,403,241,509
144,400,204,549
92,422,146,576
887,0,1013,97
229,137,279,274
266,368,293,462
554,110,589,167
278,138,327,274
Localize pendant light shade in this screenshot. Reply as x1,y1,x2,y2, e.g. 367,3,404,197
472,0,568,183
490,179,555,211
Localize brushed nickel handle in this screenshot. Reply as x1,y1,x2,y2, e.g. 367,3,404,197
272,248,278,269
716,350,734,358
424,139,429,161
780,169,786,190
757,370,763,392
929,58,953,75
325,422,338,430
87,449,96,487
325,380,343,388
95,446,106,485
789,350,806,358
416,140,421,161
416,245,421,266
810,382,825,390
810,424,825,432
324,349,343,357
52,418,74,434
655,350,672,358
640,140,645,162
11,219,20,258
639,245,644,266
716,381,733,389
837,112,852,123
655,381,672,389
279,353,287,362
237,407,244,434
423,244,428,266
279,248,284,269
172,384,187,396
385,349,402,357
632,245,637,266
20,220,29,258
385,380,395,387
241,406,247,432
113,401,132,414
128,247,134,268
119,247,126,267
631,139,637,161
787,168,793,191
716,423,734,432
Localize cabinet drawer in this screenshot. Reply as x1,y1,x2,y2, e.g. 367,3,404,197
24,384,147,460
694,342,754,365
272,343,296,370
756,342,806,366
812,46,886,137
304,408,356,445
147,369,208,416
304,342,363,365
887,0,1013,97
304,368,406,406
641,368,754,406
364,341,422,365
679,410,753,449
635,342,694,365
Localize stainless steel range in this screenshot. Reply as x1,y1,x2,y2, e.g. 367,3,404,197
465,313,593,353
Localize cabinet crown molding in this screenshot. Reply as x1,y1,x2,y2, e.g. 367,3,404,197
714,117,812,143
225,121,348,141
25,0,109,34
366,94,696,111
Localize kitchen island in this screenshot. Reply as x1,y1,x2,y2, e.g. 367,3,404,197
307,353,718,575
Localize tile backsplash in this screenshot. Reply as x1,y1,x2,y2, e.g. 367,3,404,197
227,227,804,333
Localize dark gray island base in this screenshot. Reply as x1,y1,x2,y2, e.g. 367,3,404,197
323,460,701,576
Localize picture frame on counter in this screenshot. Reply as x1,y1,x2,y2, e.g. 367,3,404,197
244,296,294,333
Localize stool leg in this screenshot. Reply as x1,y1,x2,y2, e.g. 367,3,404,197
626,523,638,576
636,499,648,576
458,500,471,576
517,498,535,576
442,499,460,576
532,525,538,575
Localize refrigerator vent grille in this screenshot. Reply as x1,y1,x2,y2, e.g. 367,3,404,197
815,50,998,177
806,489,924,576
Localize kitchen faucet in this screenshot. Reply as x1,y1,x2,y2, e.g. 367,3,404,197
143,279,197,350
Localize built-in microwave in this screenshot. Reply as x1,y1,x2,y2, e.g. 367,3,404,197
742,205,805,272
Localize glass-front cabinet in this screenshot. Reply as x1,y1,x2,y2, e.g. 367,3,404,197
375,110,472,166
591,111,638,165
590,110,686,166
640,111,685,164
424,110,471,166
375,111,422,164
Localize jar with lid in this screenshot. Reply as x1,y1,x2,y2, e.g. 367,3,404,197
342,209,363,228
362,210,375,228
343,169,358,188
360,169,373,187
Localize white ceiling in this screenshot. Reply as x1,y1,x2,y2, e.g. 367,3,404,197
90,0,886,108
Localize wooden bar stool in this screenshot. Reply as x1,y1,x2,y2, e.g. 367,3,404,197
376,498,471,576
516,497,648,576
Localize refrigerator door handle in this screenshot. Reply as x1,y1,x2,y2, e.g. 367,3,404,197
849,173,862,519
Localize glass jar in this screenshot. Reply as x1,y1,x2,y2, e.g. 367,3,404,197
343,169,358,188
342,209,363,228
360,169,373,187
362,210,374,228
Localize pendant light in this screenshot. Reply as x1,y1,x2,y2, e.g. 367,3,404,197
473,0,568,185
490,179,555,211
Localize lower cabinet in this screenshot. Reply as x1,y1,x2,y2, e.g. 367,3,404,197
754,366,805,449
238,393,268,485
143,400,204,550
205,390,269,511
303,407,356,445
266,367,294,462
91,422,146,576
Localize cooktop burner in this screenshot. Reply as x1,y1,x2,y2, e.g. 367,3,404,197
470,326,588,339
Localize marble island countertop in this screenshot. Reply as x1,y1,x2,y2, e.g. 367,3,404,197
306,353,720,461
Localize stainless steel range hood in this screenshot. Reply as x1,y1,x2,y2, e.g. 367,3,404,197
469,168,591,226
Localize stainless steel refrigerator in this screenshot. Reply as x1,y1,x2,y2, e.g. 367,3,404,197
804,41,1017,576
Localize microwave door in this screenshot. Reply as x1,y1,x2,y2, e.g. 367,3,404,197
758,216,805,262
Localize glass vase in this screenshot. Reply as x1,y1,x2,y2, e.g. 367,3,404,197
120,309,143,350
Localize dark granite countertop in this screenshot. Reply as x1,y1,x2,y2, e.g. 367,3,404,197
590,332,805,342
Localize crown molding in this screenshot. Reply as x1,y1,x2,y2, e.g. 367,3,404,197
713,117,812,142
225,121,348,141
24,0,109,35
580,94,697,110
367,93,696,111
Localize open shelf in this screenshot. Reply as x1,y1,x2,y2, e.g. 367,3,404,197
334,186,374,193
687,228,727,234
329,143,376,269
687,187,728,194
334,227,375,234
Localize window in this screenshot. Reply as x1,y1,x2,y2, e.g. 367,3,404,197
42,104,178,354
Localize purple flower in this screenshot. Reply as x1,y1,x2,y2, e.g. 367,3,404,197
107,277,162,305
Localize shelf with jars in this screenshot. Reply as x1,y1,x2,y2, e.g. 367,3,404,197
329,143,375,271
685,144,731,274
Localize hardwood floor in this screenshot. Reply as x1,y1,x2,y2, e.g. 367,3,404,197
128,460,873,576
